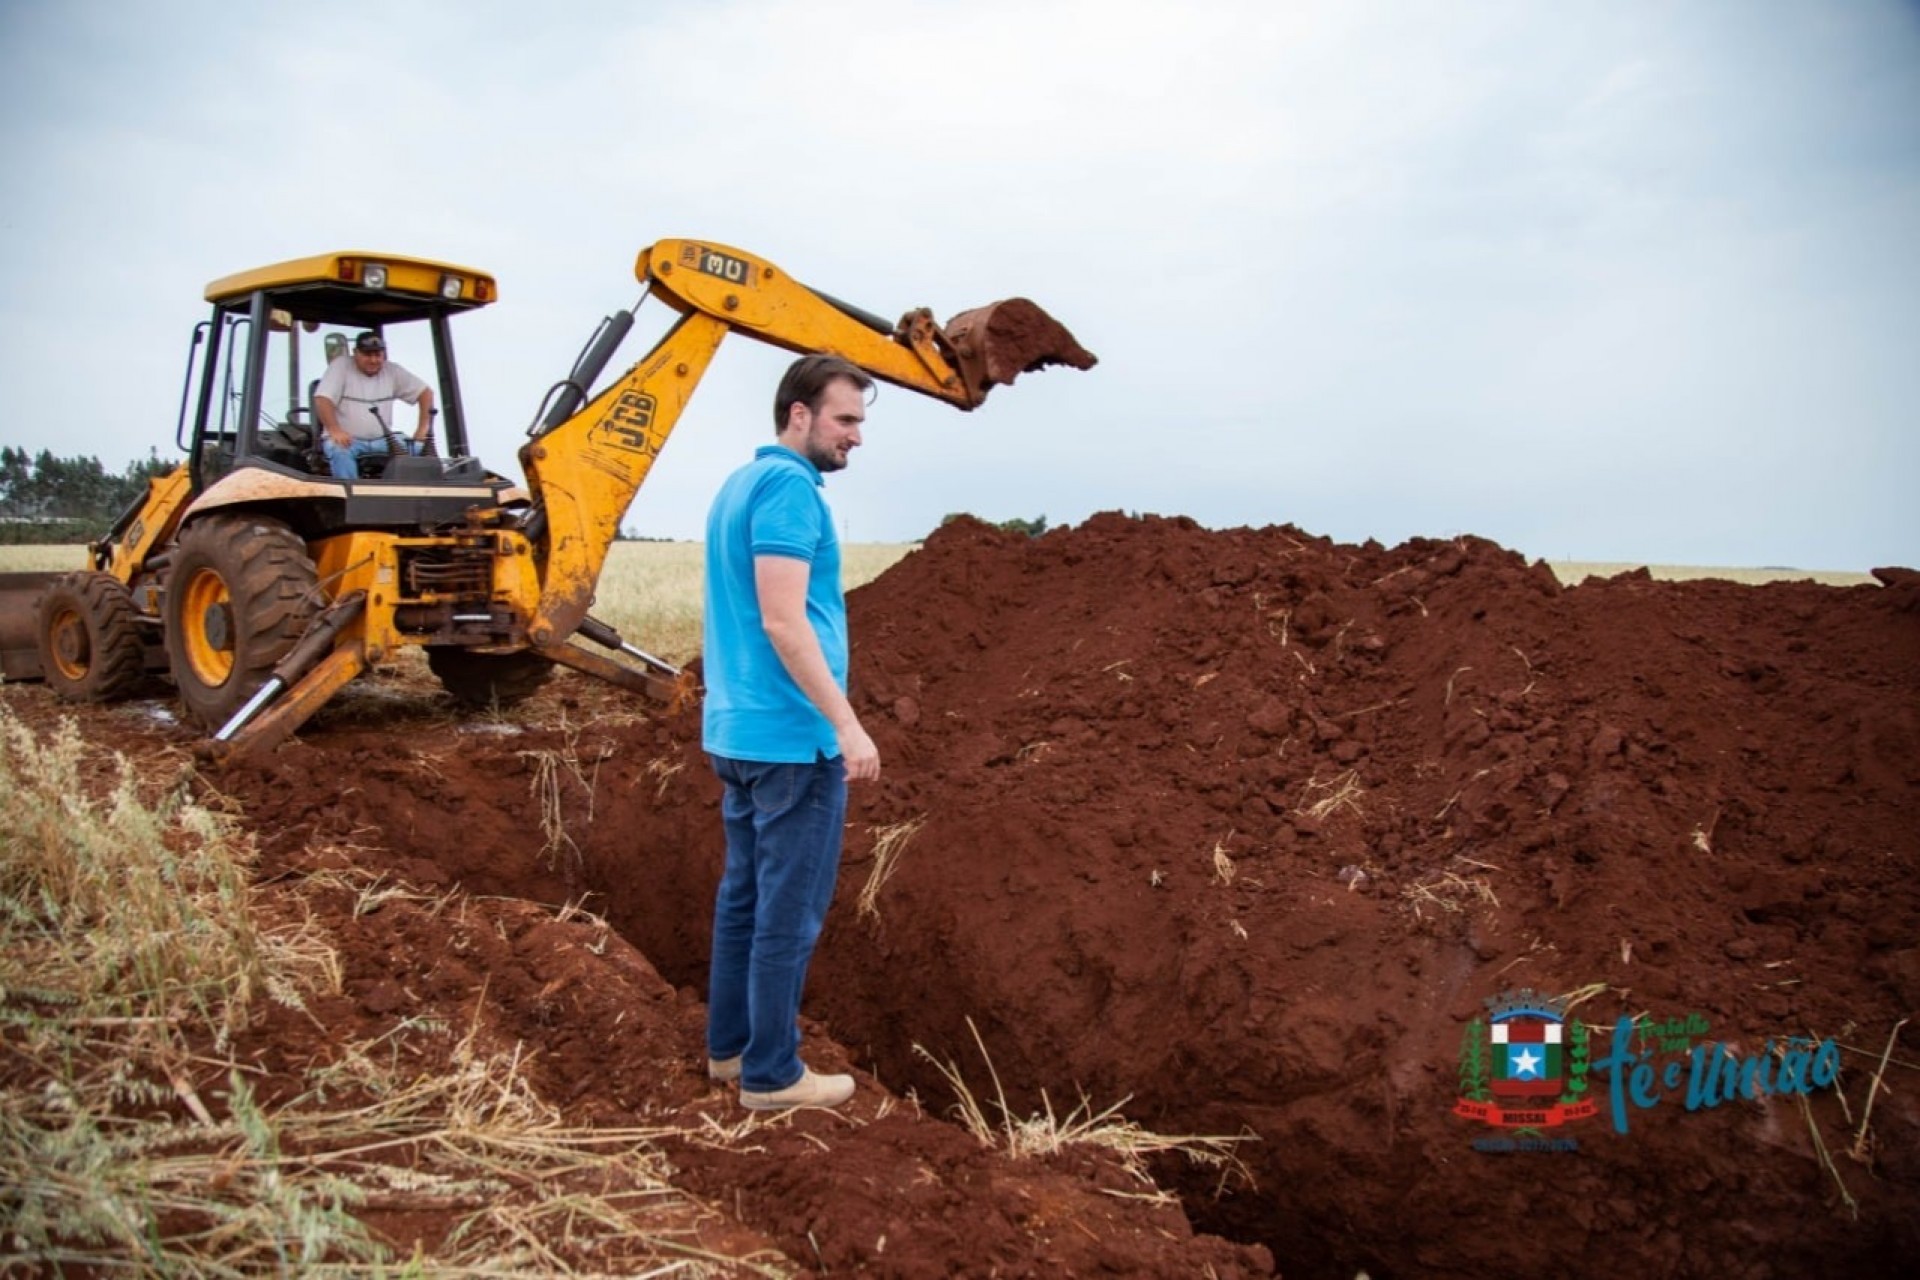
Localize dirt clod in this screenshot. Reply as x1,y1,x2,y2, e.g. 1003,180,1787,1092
945,297,1098,393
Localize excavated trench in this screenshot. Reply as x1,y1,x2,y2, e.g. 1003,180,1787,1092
220,516,1919,1277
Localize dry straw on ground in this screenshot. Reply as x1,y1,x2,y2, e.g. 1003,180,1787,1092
912,1016,1254,1200
0,705,758,1276
857,815,927,921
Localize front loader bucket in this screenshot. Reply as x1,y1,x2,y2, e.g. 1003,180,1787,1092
943,298,1098,400
0,572,61,682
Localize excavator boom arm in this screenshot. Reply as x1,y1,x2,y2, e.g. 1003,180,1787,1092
643,240,980,408
518,238,1094,646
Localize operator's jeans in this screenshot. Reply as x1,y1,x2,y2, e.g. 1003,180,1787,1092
322,436,422,479
706,753,848,1093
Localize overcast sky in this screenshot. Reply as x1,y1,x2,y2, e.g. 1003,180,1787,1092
2,1,1915,569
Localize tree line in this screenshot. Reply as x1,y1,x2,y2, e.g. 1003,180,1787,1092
942,513,1049,538
0,448,175,544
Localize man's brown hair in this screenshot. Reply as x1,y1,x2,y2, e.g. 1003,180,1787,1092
773,355,873,434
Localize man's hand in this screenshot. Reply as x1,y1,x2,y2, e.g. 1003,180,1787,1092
835,718,881,782
315,396,350,448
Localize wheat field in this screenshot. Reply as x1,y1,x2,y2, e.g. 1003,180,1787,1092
587,542,917,662
0,545,92,572
1546,561,1873,588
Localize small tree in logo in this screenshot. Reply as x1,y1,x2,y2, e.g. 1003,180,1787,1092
1458,1016,1491,1102
1560,1018,1591,1107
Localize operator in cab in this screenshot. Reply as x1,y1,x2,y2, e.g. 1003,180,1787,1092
313,331,436,479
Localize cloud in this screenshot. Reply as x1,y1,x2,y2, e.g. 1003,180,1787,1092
0,0,1915,567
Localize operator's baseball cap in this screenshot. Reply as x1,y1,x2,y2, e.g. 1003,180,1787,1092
354,331,386,353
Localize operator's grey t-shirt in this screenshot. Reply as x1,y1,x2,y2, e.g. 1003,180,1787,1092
315,357,430,440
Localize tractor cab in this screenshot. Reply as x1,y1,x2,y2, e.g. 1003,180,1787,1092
178,252,518,536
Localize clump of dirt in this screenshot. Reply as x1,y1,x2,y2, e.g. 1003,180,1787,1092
944,297,1099,391
17,511,1915,1277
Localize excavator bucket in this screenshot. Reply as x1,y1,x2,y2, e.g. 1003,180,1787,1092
0,572,59,681
943,298,1098,400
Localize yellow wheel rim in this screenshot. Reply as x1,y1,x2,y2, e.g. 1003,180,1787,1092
46,605,90,681
178,565,235,688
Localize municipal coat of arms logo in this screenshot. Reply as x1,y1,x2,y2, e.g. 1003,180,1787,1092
1454,987,1597,1131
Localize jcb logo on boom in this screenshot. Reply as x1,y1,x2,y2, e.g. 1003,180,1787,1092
591,391,658,454
679,244,752,286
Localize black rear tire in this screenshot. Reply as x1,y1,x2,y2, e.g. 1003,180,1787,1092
164,515,321,729
426,647,554,708
37,571,146,702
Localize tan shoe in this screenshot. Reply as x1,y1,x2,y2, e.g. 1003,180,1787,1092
740,1067,855,1111
708,1055,742,1082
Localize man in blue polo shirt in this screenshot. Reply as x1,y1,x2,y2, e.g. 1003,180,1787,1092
702,354,879,1111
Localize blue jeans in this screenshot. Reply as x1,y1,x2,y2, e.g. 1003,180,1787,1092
322,435,421,479
706,753,847,1093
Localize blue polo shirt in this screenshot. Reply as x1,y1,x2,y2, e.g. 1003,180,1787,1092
702,445,846,762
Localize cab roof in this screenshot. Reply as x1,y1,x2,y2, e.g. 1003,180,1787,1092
204,251,498,326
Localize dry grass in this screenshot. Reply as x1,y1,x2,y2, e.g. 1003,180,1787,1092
0,707,315,1041
4,1013,766,1275
1210,836,1237,886
517,714,607,869
1296,770,1366,823
1556,982,1611,1016
856,816,927,922
1849,1017,1910,1166
0,705,766,1276
642,754,687,802
1402,867,1500,920
0,703,349,1269
911,1018,1253,1201
1797,1086,1860,1221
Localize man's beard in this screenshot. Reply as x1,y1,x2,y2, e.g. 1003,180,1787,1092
802,437,848,473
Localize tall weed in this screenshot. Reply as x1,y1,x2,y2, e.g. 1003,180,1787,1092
0,706,262,1035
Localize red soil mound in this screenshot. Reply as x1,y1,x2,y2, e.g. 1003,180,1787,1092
593,514,1920,1276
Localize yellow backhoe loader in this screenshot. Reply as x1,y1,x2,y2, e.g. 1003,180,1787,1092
0,240,1094,761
